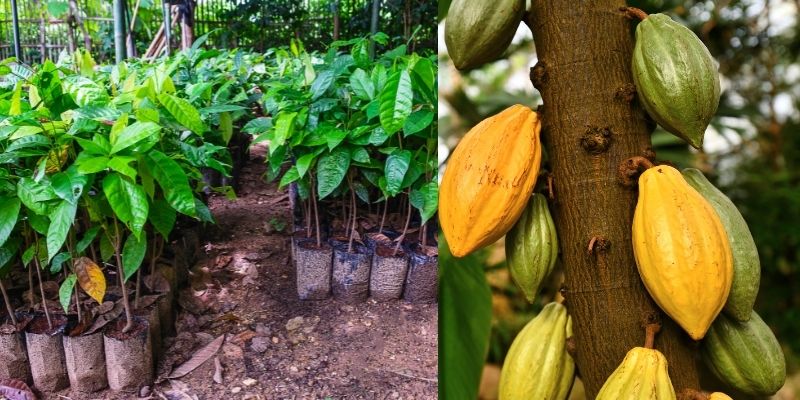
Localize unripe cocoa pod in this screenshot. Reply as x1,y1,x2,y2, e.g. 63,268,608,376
633,165,733,340
596,347,676,400
702,311,786,396
708,393,733,400
440,105,542,258
682,168,760,322
505,193,558,303
444,0,525,70
498,302,574,400
632,13,720,149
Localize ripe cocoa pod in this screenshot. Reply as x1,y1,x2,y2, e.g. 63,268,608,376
632,13,720,149
440,105,542,258
682,168,760,322
633,165,732,340
444,0,525,70
701,311,786,396
708,393,733,400
596,347,676,400
505,193,558,303
498,302,574,400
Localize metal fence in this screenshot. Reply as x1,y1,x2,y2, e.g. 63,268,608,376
0,0,434,64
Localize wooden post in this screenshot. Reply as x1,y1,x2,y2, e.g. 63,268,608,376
113,0,127,63
179,0,194,51
332,0,340,41
369,0,380,58
10,0,21,59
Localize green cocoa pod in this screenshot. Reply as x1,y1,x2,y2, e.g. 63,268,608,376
505,193,558,303
444,0,525,70
702,311,786,396
682,168,760,321
499,302,574,400
632,13,720,149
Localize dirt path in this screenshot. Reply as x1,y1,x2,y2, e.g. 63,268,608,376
47,144,437,400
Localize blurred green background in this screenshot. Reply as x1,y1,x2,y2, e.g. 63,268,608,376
438,1,800,399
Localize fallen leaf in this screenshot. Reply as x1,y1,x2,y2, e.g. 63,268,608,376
168,335,225,379
74,257,106,304
231,330,257,344
85,301,124,335
0,379,36,400
213,357,223,384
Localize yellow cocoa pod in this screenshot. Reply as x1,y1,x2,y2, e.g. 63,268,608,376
440,105,542,257
633,165,733,340
498,302,574,400
708,393,733,400
596,347,676,400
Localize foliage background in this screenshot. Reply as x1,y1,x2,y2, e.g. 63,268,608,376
438,0,800,399
0,0,435,63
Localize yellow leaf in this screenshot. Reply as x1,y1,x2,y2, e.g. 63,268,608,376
75,257,106,304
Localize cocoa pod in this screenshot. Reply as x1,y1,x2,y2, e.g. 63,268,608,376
440,105,542,258
633,165,732,340
701,311,786,396
632,13,720,149
682,168,760,322
505,193,558,303
498,302,574,400
596,347,676,400
444,0,525,70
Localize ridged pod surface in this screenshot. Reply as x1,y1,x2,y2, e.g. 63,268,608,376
505,193,558,303
596,347,676,400
682,168,761,321
701,311,786,396
708,393,733,400
632,14,720,149
440,105,542,258
444,0,525,70
632,165,733,340
498,302,574,400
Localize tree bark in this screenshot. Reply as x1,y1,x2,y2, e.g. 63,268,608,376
528,1,702,396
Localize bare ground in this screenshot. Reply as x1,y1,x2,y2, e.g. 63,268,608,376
46,144,437,400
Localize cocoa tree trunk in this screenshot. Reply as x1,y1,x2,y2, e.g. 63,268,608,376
528,1,702,396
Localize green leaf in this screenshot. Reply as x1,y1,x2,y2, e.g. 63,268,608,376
17,177,57,215
403,110,434,136
199,104,247,114
326,128,348,151
349,68,375,100
410,182,439,224
76,155,110,174
121,231,147,282
158,93,206,135
273,112,297,148
379,69,413,135
102,174,149,238
296,153,315,178
220,111,233,145
110,121,161,154
279,166,300,189
59,274,77,313
385,150,412,196
50,252,71,273
440,242,493,400
310,70,334,100
0,197,20,247
149,199,177,238
99,232,114,262
63,75,109,106
76,226,100,254
146,150,196,217
109,113,129,145
47,200,77,263
316,148,350,199
107,156,138,180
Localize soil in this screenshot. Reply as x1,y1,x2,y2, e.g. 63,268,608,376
43,143,437,399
